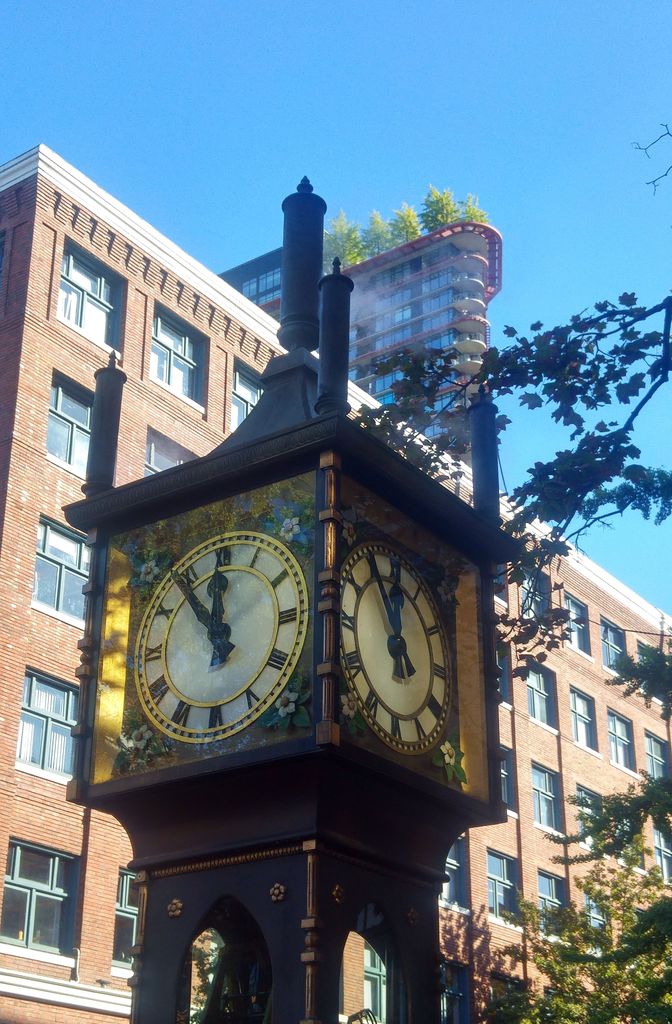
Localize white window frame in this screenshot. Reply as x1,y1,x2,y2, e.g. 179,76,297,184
532,764,561,831
487,851,517,919
47,378,92,476
58,245,118,350
601,618,625,670
230,366,262,431
150,309,205,404
16,673,78,777
144,429,194,476
570,689,597,750
607,710,634,770
113,871,139,966
565,593,590,654
33,520,90,624
645,733,668,779
527,667,554,726
654,828,672,881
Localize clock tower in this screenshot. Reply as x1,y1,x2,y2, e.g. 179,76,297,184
65,179,516,1024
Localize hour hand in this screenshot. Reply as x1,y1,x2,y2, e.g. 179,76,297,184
367,553,396,629
207,550,235,669
171,571,211,630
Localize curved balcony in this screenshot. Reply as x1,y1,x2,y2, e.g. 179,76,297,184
452,312,488,335
449,293,486,315
453,335,487,356
453,353,483,377
450,271,485,293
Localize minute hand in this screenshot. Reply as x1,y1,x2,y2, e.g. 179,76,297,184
207,550,235,669
387,558,416,679
172,571,211,630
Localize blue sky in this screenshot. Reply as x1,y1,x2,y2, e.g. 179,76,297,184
4,0,671,610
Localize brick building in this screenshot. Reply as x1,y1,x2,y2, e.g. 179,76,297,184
0,145,669,1023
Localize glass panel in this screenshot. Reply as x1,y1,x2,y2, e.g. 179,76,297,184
59,392,89,427
127,875,140,908
58,281,81,325
0,886,28,941
33,680,67,717
80,544,91,573
46,530,79,566
70,259,98,294
18,848,52,885
33,556,58,606
72,429,90,476
150,343,168,383
82,299,108,346
113,913,135,962
46,723,72,774
172,355,193,398
17,713,44,764
62,570,85,619
231,395,245,430
156,319,183,351
46,414,71,462
33,893,61,948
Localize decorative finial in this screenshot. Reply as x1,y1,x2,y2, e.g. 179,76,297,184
332,257,341,274
297,176,314,193
107,350,117,369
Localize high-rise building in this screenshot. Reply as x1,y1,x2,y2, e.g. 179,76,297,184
0,146,668,1023
221,221,502,418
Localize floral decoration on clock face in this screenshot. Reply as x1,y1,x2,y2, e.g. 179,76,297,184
92,475,315,783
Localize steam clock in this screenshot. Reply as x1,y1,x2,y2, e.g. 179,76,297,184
65,179,517,1023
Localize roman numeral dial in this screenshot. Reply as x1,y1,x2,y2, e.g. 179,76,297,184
135,530,310,744
340,541,452,754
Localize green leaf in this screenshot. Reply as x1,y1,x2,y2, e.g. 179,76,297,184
292,706,311,728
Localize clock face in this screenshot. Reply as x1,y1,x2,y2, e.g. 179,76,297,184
135,531,309,743
340,541,451,753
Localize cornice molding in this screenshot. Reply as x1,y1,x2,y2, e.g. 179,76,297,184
0,965,131,1016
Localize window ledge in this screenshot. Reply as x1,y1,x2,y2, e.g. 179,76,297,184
0,941,75,967
603,666,620,677
534,823,566,839
15,761,70,786
150,375,205,415
530,718,559,737
507,809,519,819
110,964,133,979
610,761,640,779
573,742,602,760
45,453,86,480
494,595,508,609
488,915,522,932
499,700,513,712
31,601,84,630
56,314,121,360
439,900,470,915
565,644,594,663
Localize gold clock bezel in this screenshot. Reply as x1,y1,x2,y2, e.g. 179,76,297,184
134,530,309,743
340,541,451,754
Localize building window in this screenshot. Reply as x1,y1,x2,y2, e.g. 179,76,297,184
363,941,386,1023
565,593,590,654
496,646,511,703
570,688,597,750
33,520,90,623
520,571,550,619
584,894,606,928
145,429,194,476
645,733,668,779
440,962,469,1024
230,367,262,431
601,618,625,670
538,871,565,926
113,870,140,964
0,842,76,952
487,851,517,918
607,710,634,770
444,837,467,907
47,377,92,475
500,748,516,810
654,828,672,881
0,232,5,286
58,245,119,348
16,672,77,776
575,785,601,844
493,565,508,605
151,309,205,403
242,268,281,304
532,764,562,831
527,666,555,726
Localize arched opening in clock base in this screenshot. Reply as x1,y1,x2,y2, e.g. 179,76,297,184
340,903,407,1024
176,897,272,1024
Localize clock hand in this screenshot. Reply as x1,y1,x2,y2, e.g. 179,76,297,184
207,548,235,669
171,571,211,630
369,554,416,679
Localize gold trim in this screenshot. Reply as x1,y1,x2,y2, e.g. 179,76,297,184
149,843,303,879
